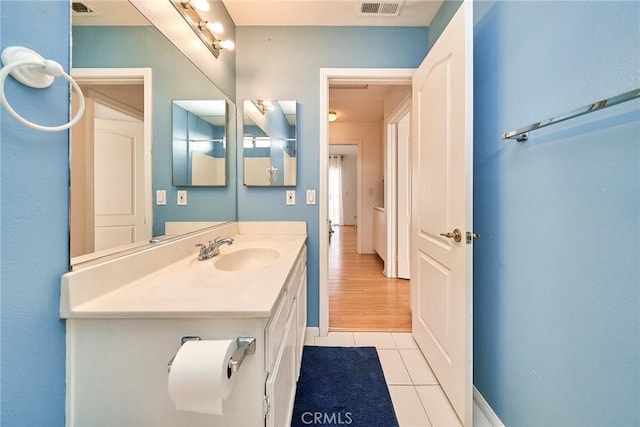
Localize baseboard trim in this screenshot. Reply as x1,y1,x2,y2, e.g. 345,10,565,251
473,386,505,427
306,327,320,337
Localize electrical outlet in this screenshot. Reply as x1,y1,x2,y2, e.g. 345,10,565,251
177,190,188,206
306,189,316,205
286,190,295,205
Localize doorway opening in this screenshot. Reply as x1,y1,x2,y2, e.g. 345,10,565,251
319,68,414,335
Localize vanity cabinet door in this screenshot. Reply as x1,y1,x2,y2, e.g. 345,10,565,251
265,306,297,427
295,268,307,379
265,293,287,371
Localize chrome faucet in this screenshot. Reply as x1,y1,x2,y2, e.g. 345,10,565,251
195,236,234,261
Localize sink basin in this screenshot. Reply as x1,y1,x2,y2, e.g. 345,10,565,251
214,248,280,272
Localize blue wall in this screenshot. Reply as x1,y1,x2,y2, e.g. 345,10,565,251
73,26,236,235
473,1,640,424
236,26,429,326
0,1,69,425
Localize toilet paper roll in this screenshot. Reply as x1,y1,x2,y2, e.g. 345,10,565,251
168,339,237,415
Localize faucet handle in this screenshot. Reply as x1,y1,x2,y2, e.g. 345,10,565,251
195,243,209,260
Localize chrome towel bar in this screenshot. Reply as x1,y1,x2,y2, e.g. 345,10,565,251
502,88,640,142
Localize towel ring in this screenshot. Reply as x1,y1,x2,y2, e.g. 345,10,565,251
0,46,85,132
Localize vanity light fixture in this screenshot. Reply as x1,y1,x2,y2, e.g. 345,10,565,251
172,0,235,59
328,111,338,122
254,99,273,114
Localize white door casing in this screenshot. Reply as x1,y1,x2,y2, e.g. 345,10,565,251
383,94,410,279
397,112,411,279
411,2,473,426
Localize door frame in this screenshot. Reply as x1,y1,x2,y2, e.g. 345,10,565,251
318,68,414,336
384,95,411,278
70,68,153,261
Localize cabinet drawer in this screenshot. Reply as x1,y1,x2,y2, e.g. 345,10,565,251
265,293,287,371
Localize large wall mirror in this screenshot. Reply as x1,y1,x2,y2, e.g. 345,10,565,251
243,99,297,186
70,0,237,265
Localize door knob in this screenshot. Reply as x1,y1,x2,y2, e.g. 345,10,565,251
440,228,462,242
466,231,480,244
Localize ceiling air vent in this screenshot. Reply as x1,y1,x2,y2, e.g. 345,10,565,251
72,1,101,16
359,1,404,17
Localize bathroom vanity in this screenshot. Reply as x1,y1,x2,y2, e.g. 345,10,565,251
60,222,307,427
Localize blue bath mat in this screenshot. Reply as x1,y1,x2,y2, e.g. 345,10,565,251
291,346,399,427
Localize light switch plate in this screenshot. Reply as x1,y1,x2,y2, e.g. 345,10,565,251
306,189,316,205
156,190,166,205
177,190,187,206
286,190,295,205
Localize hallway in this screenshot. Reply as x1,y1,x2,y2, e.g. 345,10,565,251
329,225,411,331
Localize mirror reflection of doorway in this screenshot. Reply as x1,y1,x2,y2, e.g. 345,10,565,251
70,73,152,259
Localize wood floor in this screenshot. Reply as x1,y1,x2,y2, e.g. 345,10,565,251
329,225,411,332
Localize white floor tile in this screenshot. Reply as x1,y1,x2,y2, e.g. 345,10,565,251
388,386,432,427
377,349,412,385
415,386,461,427
313,332,355,346
353,332,397,349
392,332,419,349
400,349,439,385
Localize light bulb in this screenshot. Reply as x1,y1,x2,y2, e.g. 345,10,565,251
328,111,338,122
189,0,210,12
218,39,235,50
206,22,224,34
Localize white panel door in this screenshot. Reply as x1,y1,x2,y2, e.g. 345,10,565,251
411,2,473,425
397,112,411,279
94,118,146,252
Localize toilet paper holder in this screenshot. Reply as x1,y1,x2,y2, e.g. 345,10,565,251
167,336,256,377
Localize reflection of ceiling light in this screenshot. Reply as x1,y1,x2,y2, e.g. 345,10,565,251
254,99,273,114
328,111,338,122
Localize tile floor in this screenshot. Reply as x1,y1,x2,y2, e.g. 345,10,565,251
304,331,492,427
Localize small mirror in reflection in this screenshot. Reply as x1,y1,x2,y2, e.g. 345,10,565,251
243,100,297,187
172,100,227,187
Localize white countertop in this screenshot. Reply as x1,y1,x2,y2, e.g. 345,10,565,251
61,229,307,319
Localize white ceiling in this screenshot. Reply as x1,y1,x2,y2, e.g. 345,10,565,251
221,0,442,27
329,84,410,123
73,0,442,27
72,0,149,25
